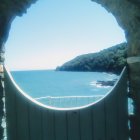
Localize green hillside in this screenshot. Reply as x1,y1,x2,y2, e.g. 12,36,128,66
56,43,127,74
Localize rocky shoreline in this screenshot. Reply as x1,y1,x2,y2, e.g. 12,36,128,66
96,79,117,87
56,43,127,74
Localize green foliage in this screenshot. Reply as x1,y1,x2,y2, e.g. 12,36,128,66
56,42,127,74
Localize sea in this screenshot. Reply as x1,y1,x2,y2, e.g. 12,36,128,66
11,70,119,108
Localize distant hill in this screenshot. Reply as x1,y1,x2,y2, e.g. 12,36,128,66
56,43,127,74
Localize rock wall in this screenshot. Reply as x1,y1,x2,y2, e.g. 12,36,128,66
0,76,4,140
0,0,140,140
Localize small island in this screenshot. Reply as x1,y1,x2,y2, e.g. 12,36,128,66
56,42,127,74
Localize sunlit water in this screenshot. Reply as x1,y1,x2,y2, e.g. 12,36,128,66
11,70,118,108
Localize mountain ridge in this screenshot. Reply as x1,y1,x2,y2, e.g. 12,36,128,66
56,42,127,74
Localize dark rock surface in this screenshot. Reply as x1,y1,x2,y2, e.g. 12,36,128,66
96,79,117,87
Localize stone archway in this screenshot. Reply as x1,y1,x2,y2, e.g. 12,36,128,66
0,0,140,140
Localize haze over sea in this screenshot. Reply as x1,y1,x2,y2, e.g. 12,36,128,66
11,70,118,108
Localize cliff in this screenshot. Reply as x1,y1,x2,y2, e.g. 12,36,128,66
56,43,127,74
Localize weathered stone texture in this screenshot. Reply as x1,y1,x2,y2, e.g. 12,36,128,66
128,62,140,140
0,77,4,140
0,0,37,16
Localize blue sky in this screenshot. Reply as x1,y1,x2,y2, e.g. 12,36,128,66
5,0,126,70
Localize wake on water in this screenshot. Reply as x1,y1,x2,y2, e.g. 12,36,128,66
34,95,104,108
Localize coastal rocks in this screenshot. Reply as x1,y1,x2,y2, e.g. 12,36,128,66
96,79,117,87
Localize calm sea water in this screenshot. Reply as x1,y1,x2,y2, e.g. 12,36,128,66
11,70,118,108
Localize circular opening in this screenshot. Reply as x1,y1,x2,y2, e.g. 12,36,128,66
5,0,126,109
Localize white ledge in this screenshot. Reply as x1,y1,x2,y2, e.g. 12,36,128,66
127,56,140,64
